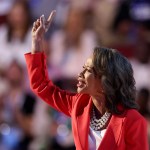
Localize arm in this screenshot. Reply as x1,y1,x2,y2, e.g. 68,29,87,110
25,11,78,117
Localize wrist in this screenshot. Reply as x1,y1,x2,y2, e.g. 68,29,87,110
31,40,43,54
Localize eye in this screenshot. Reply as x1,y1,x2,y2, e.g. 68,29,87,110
83,66,92,72
87,68,93,72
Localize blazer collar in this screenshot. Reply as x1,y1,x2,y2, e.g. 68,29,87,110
76,98,126,150
76,98,93,150
98,113,126,150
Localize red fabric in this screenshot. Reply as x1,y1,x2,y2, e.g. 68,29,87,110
25,52,149,150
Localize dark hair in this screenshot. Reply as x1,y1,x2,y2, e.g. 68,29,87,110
93,47,138,114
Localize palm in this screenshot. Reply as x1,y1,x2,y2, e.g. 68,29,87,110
32,24,45,41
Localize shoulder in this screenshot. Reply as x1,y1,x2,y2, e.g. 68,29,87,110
124,109,148,144
125,109,147,125
126,109,144,119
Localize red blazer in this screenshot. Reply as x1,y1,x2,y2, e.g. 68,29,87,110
25,52,149,150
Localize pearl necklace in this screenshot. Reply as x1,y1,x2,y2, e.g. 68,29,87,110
90,108,111,131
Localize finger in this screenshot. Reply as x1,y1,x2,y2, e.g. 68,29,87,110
40,15,46,29
32,22,37,32
32,26,36,32
47,10,56,22
37,19,40,24
35,19,40,27
33,22,36,28
45,10,56,32
33,18,42,33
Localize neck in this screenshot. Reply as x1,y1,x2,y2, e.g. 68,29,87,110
91,95,106,116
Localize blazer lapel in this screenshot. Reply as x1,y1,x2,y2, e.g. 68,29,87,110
75,96,126,150
98,113,126,150
76,98,93,150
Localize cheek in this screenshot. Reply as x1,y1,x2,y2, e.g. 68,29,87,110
87,76,101,91
86,75,97,88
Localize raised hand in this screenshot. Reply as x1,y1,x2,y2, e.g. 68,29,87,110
31,10,56,54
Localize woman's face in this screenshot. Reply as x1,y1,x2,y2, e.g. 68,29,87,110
77,57,102,95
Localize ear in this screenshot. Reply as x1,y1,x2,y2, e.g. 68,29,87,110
97,87,105,95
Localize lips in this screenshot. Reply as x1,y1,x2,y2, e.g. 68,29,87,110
77,78,86,88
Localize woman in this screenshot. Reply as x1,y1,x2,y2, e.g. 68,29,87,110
25,11,149,150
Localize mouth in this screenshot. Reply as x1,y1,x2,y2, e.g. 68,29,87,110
77,78,86,88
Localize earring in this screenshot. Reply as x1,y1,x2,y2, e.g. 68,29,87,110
101,90,104,94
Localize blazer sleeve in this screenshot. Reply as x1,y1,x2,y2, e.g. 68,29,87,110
125,111,149,150
24,52,78,117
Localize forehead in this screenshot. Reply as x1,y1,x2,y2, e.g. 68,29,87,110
85,57,93,67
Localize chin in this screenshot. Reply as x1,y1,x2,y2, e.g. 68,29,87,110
77,87,87,94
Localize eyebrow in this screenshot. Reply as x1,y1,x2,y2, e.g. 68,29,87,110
83,65,98,76
83,65,93,70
